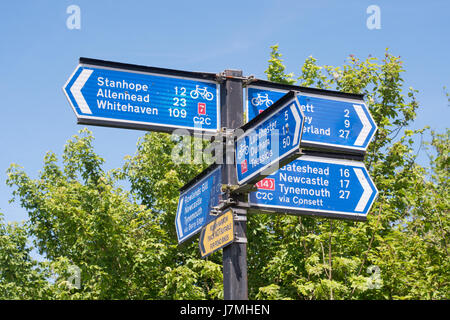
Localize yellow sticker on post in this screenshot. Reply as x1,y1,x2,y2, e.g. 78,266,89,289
199,209,234,258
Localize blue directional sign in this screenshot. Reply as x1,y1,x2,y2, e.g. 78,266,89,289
248,155,378,220
246,85,377,153
175,166,223,244
63,59,220,133
235,92,305,186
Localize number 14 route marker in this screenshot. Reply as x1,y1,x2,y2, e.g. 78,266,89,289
249,155,378,221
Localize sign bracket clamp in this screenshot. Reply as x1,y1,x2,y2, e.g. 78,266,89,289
234,236,247,244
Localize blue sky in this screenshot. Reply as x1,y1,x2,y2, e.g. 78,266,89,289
0,0,448,223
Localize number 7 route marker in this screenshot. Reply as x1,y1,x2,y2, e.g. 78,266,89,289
63,57,220,134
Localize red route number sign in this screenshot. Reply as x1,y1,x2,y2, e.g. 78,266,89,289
255,178,275,191
198,102,206,115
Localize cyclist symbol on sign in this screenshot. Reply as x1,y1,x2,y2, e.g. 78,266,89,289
251,93,273,107
190,85,214,101
237,142,249,160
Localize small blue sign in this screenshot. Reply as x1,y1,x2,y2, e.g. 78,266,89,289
246,86,377,153
175,166,222,243
249,156,378,219
235,93,304,185
64,64,220,133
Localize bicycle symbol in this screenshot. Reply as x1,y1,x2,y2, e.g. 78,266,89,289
190,85,214,101
251,93,273,107
237,143,249,160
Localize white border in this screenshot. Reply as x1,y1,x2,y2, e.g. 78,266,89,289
237,96,305,185
245,85,378,151
175,166,222,243
63,64,221,133
245,85,287,123
248,155,378,216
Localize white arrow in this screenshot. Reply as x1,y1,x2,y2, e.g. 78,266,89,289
353,104,372,146
353,168,373,212
290,103,301,146
176,197,184,238
70,68,93,114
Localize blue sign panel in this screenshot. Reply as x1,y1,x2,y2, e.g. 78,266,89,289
235,93,304,185
246,86,377,153
249,156,378,220
63,64,220,133
175,166,222,243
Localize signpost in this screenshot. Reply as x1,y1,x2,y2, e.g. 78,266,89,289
246,83,377,153
235,91,305,186
248,155,378,220
175,166,222,244
63,59,380,300
199,209,235,258
63,58,220,134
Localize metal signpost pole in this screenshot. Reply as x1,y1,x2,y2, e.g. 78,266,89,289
220,70,248,300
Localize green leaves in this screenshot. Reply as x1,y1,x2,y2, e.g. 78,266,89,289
1,47,448,300
162,259,223,300
250,45,449,300
4,130,174,299
265,45,296,85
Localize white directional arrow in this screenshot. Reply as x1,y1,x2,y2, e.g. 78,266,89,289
176,197,184,238
291,103,301,146
353,167,374,212
353,104,372,147
70,68,93,114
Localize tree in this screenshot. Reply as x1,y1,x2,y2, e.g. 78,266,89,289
2,48,448,300
6,130,171,299
0,214,51,299
246,47,448,300
264,44,296,85
5,129,222,299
